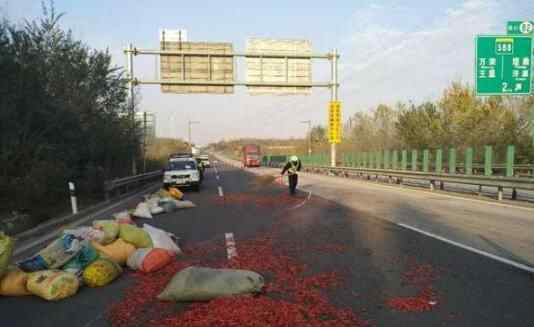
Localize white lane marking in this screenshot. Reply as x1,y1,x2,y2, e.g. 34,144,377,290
218,186,224,197
216,175,220,180
396,222,534,274
289,190,313,210
225,232,238,259
214,166,219,175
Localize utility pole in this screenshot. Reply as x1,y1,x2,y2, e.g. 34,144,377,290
301,120,312,156
143,112,147,173
188,120,200,148
330,48,339,167
126,43,137,175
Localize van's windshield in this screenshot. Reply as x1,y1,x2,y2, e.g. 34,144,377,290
168,161,196,170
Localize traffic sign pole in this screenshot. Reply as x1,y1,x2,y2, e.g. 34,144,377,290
127,43,137,176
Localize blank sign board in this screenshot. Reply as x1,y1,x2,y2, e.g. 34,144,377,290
159,41,234,94
246,38,312,95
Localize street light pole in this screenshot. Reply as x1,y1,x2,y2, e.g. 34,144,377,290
300,120,312,156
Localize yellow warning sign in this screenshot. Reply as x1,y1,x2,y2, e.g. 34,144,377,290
328,101,342,144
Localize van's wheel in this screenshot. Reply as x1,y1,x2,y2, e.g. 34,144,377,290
192,184,200,192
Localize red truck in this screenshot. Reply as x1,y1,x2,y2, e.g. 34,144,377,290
242,144,261,167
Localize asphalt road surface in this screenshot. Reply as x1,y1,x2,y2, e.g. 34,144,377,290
2,161,534,326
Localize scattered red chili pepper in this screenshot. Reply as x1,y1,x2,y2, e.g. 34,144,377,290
385,259,441,313
108,221,370,327
213,193,307,208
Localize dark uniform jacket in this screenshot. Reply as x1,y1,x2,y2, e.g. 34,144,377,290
281,160,302,175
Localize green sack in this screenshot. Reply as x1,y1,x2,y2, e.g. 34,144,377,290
0,233,15,279
93,220,119,245
63,241,99,273
119,224,152,248
158,266,265,302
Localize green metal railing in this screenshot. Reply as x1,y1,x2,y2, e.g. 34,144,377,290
265,145,529,177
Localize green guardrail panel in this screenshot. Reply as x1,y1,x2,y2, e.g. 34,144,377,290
449,148,456,174
422,149,430,172
401,150,408,170
506,145,515,177
411,150,418,172
376,151,382,169
435,149,443,173
384,150,390,169
392,150,399,170
484,146,492,176
465,147,473,175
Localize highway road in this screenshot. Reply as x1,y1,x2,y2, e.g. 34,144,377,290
1,160,534,326
242,161,534,269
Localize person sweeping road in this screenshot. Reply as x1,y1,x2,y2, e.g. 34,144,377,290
281,155,302,195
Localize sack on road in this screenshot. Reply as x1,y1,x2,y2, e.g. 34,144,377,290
157,266,265,302
142,224,181,255
133,202,153,219
27,270,79,301
34,234,82,270
113,211,133,224
0,233,14,279
159,198,177,213
156,189,171,198
83,258,122,287
127,248,173,273
150,206,165,215
17,255,48,272
175,200,195,209
91,239,135,265
63,241,99,276
168,187,184,200
93,220,119,245
0,267,31,296
119,224,153,248
146,196,160,208
63,227,105,243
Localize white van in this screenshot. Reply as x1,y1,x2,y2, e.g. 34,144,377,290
163,157,201,191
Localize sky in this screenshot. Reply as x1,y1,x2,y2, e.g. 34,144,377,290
2,0,533,145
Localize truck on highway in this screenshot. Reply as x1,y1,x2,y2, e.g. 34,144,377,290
242,144,261,167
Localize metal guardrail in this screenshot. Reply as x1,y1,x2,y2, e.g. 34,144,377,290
104,170,162,200
265,162,534,201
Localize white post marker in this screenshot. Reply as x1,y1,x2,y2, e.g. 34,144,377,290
68,182,78,214
225,233,238,259
218,186,224,197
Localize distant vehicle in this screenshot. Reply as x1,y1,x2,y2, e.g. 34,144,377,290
242,144,261,167
164,157,201,191
198,154,211,168
169,152,193,159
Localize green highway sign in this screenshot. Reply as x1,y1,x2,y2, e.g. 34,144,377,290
507,21,534,35
475,35,532,96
